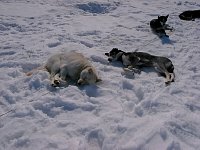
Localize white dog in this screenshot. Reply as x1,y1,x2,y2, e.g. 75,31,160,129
26,51,101,86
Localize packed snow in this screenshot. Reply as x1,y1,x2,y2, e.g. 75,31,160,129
0,0,200,149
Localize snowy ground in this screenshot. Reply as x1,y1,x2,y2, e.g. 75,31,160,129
0,0,200,149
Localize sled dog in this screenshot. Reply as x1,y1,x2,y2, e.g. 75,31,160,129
26,51,101,86
150,15,174,37
105,48,175,84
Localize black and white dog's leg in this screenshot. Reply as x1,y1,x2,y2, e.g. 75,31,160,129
164,72,171,84
123,65,141,74
155,64,173,84
169,72,175,82
164,72,175,84
123,66,134,76
123,55,141,74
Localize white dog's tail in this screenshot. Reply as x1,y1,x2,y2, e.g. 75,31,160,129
26,66,46,76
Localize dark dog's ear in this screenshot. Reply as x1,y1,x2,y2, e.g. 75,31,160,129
158,16,160,19
166,14,169,18
105,53,109,56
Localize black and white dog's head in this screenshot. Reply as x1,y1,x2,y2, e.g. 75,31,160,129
105,48,125,62
157,15,169,26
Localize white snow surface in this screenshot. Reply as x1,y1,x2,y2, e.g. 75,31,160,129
0,0,200,149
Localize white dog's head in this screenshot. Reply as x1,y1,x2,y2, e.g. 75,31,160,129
78,67,101,85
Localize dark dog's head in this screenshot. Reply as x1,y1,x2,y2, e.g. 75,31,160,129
105,48,124,62
158,15,169,25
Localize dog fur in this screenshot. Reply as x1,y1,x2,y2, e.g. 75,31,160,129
150,15,174,37
105,48,175,84
26,51,101,86
179,10,200,21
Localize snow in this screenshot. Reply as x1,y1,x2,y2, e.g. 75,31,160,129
0,0,200,149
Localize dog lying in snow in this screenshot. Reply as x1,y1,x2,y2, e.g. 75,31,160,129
105,48,175,84
26,51,101,86
150,15,174,37
179,10,200,21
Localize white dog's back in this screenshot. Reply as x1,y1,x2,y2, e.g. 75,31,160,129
46,51,92,80
26,51,100,86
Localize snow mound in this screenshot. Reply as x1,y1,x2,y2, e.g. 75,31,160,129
76,2,118,14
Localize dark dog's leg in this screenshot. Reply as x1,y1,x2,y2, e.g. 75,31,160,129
156,29,168,37
164,24,174,31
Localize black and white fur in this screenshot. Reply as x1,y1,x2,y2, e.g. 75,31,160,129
179,10,200,21
150,15,174,37
105,48,175,84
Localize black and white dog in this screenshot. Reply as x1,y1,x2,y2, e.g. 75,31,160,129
179,10,200,21
105,48,175,84
150,15,174,37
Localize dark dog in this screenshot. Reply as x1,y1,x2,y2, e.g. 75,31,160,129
150,15,174,37
179,10,200,21
105,48,175,84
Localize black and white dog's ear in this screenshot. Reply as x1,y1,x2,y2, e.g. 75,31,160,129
112,48,119,51
105,52,109,56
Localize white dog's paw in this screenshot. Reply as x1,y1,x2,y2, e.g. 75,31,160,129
51,79,60,87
